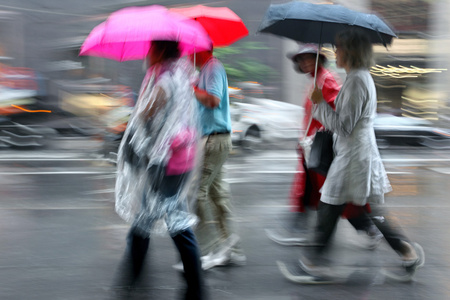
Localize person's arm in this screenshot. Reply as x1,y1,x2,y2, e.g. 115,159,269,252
195,60,224,109
311,77,365,137
321,75,340,110
194,86,220,108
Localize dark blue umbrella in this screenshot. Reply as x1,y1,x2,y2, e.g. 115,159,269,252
258,1,396,46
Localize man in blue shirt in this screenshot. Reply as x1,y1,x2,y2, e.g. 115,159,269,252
190,49,245,270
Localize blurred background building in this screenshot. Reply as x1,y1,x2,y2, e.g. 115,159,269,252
0,0,448,129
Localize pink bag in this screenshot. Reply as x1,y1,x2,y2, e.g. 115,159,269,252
166,128,197,176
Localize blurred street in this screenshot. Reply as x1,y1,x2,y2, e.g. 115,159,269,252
0,142,449,300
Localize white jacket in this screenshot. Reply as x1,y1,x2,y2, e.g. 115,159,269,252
313,68,392,205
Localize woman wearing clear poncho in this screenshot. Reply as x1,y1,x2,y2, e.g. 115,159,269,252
115,40,204,299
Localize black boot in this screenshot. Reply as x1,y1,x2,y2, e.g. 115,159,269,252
172,228,205,300
127,227,150,285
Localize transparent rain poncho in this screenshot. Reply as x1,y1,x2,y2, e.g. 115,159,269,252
115,57,200,237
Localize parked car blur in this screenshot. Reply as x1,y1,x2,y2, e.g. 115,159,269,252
374,114,450,149
229,82,304,151
57,80,135,157
0,64,56,148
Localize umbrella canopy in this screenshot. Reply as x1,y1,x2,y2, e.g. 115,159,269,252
258,1,396,46
80,5,212,62
170,5,248,47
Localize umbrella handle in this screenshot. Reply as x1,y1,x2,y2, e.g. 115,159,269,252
313,22,323,88
305,22,322,141
313,46,320,88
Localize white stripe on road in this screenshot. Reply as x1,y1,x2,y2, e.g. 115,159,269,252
427,167,450,175
84,188,116,195
0,206,111,210
245,170,299,174
88,174,117,180
386,171,413,175
2,204,450,211
241,204,450,208
0,158,106,162
224,178,258,184
0,171,116,175
0,170,417,176
382,158,450,162
242,157,450,163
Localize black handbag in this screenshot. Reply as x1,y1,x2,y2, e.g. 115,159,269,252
307,130,334,176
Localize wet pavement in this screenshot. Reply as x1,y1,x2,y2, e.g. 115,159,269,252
0,144,449,299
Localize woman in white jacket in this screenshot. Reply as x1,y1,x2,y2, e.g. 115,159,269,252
305,29,424,273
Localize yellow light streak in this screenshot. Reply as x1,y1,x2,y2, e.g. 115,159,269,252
370,64,447,78
401,113,438,121
402,102,437,110
401,108,437,115
228,86,241,91
375,83,406,88
401,96,438,103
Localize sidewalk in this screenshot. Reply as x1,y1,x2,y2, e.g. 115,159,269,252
0,148,447,299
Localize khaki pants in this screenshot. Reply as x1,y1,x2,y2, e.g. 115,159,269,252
194,134,241,256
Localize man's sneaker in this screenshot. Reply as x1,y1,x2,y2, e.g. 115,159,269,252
173,234,241,272
200,252,230,270
229,251,247,266
172,251,228,272
200,234,241,270
215,234,240,257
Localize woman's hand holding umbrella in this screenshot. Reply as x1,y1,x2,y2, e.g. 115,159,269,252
310,87,324,104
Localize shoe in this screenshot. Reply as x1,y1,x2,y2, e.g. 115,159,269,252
265,228,309,246
200,252,229,270
298,255,331,278
172,261,184,272
229,251,247,266
201,234,241,270
399,241,419,266
172,251,229,272
403,242,425,271
215,234,240,257
173,234,241,272
366,225,383,250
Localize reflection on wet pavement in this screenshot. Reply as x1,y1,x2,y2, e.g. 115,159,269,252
0,148,448,299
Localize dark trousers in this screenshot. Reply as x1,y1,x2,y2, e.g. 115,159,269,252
128,228,204,300
126,171,204,300
302,162,375,234
314,202,409,254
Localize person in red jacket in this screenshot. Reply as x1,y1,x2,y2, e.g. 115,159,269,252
266,44,382,247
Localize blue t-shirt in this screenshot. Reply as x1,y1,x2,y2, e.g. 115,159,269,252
197,57,232,136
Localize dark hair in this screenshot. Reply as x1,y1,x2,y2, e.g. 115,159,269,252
295,53,326,65
294,53,326,73
335,29,373,69
150,40,181,61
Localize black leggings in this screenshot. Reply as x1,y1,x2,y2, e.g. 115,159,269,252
314,202,409,254
127,171,204,299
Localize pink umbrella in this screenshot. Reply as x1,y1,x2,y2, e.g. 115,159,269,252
80,5,212,62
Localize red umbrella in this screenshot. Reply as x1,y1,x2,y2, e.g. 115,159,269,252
170,5,248,47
